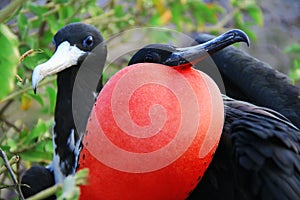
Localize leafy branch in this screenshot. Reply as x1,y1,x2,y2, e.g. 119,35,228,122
0,0,24,23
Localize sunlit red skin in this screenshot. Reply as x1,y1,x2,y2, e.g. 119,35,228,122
78,63,224,200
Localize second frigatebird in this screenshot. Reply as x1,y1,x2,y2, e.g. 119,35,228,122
128,31,300,200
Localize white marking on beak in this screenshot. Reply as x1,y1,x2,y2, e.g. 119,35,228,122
32,41,86,92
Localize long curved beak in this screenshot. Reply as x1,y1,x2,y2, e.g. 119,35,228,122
164,29,250,67
32,41,87,93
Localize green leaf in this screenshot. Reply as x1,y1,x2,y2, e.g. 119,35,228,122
0,24,19,100
17,13,28,40
0,145,10,152
46,86,57,114
20,150,52,162
23,119,47,144
289,59,300,82
7,138,18,152
170,2,182,28
58,6,75,20
89,4,104,17
284,44,300,54
35,140,52,152
44,140,53,153
19,132,52,162
149,13,161,26
27,3,48,17
230,0,239,7
241,27,256,42
114,5,125,17
55,0,69,3
233,12,244,25
46,14,65,35
246,4,263,26
28,92,44,107
189,2,221,25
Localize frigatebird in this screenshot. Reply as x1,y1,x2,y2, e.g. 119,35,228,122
21,22,107,199
128,34,300,200
21,22,300,200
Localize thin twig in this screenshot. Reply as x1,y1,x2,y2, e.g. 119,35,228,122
83,9,115,24
0,100,13,116
26,183,62,200
0,184,15,190
0,148,24,200
0,116,22,132
0,155,19,175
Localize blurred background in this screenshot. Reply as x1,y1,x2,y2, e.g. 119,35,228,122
0,0,299,199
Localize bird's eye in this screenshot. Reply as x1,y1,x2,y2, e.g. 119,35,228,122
145,52,161,63
83,36,94,47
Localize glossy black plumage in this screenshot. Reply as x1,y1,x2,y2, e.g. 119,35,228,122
52,24,106,180
128,38,300,199
21,165,55,200
22,22,300,200
21,22,106,198
188,96,300,200
21,27,249,199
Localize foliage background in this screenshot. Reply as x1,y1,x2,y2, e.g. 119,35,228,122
0,0,299,199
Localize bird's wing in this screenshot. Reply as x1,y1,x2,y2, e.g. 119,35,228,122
188,96,300,200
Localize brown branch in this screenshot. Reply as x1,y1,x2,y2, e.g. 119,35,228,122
0,100,13,116
0,116,22,133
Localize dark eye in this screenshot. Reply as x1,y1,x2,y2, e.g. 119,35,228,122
145,52,161,63
83,36,94,47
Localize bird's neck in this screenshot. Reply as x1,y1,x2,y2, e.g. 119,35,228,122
51,65,104,183
53,66,80,182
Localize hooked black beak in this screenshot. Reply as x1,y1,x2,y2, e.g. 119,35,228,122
163,29,250,67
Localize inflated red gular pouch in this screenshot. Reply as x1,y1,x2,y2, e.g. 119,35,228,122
78,62,224,200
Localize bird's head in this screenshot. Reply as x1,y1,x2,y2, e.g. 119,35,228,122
32,22,106,93
128,29,249,67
